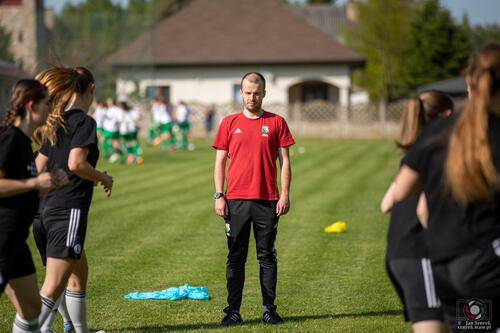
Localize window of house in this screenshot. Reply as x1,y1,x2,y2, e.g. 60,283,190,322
146,86,169,102
302,83,328,102
18,31,23,43
233,84,241,103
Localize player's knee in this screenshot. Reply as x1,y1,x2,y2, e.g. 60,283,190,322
67,275,87,291
257,251,277,265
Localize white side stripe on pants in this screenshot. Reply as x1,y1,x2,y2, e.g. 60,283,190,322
421,258,441,308
66,208,80,247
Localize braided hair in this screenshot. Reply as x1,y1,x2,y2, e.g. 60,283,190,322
0,79,47,134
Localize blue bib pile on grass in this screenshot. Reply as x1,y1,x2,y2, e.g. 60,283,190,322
125,284,209,300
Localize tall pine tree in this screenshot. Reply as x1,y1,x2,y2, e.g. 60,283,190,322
406,0,470,90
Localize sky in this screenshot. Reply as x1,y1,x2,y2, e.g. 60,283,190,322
45,0,500,26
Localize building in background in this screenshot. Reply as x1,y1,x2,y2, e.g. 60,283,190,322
106,0,365,108
0,0,50,74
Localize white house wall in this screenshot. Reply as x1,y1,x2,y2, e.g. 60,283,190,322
116,64,353,105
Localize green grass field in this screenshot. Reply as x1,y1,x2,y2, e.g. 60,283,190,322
0,138,413,332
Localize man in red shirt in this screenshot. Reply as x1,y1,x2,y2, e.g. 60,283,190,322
213,72,294,326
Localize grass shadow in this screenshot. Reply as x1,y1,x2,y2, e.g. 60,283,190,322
105,309,404,332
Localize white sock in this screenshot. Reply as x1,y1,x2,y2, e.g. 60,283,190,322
41,293,63,332
59,290,73,328
13,313,41,333
38,294,56,329
65,290,88,333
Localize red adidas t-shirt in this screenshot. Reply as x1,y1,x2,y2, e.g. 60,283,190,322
213,110,295,200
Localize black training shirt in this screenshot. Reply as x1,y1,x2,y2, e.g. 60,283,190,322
0,126,39,220
404,112,500,263
386,157,428,259
40,109,99,210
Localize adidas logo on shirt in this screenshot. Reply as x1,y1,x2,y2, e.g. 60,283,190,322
234,128,242,134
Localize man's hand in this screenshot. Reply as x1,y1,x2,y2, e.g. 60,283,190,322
276,195,290,216
215,197,228,218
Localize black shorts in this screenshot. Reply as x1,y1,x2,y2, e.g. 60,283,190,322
432,239,500,332
0,214,36,292
387,257,443,323
33,206,88,265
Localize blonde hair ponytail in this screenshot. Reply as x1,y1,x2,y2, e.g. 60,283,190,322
33,67,94,145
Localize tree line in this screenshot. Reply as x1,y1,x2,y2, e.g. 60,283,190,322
0,0,498,103
345,0,500,108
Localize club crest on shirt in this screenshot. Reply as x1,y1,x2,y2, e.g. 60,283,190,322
261,126,269,137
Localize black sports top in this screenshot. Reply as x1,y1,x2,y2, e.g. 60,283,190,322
385,158,428,259
0,126,39,220
404,112,500,262
40,109,99,210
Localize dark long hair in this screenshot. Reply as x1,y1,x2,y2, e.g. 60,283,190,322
396,90,454,152
1,79,48,134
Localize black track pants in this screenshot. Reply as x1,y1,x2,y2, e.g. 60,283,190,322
224,199,279,312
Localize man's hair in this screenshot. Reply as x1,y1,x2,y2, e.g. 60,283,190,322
241,72,266,90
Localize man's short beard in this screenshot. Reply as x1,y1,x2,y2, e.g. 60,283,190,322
246,103,261,112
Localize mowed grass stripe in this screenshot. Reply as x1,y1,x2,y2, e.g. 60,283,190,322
0,139,412,332
275,141,402,322
88,165,210,216
280,142,391,270
290,142,382,217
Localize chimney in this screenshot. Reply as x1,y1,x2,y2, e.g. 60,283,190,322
345,0,358,23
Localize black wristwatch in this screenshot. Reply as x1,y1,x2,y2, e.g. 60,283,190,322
214,192,224,199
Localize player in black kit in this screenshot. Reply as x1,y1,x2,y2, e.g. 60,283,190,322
33,67,113,333
394,44,500,332
0,79,67,333
380,91,453,333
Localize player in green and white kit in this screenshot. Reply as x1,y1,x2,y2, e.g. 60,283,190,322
118,101,143,164
148,98,161,146
157,100,174,153
174,101,194,150
91,100,106,153
102,98,124,163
